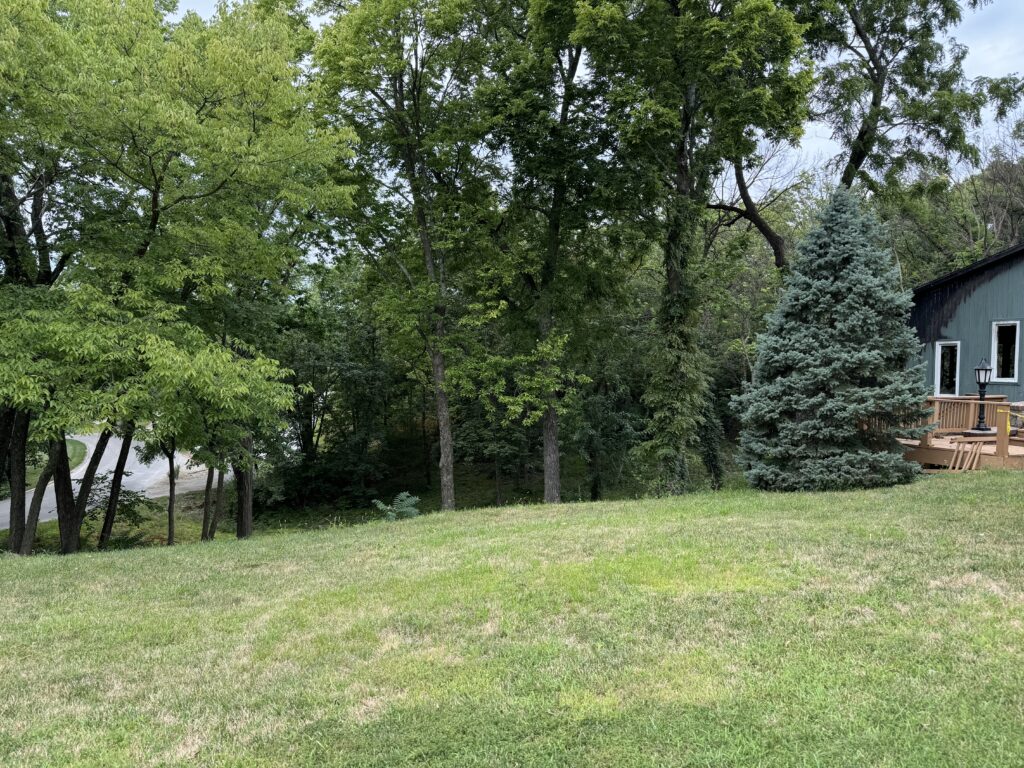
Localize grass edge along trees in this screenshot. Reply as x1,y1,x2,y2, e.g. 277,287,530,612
2,0,1022,555
2,472,1024,765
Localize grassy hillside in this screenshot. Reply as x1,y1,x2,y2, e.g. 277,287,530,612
1,473,1023,767
0,438,87,499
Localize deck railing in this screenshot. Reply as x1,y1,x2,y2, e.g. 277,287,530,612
921,396,1009,439
919,396,1016,459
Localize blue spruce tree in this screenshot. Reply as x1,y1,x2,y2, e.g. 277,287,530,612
736,189,928,491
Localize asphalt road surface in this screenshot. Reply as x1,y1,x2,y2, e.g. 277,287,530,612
0,434,209,530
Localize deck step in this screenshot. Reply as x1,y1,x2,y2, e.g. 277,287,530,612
946,440,984,471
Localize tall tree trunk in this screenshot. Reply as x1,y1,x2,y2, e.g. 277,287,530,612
233,465,253,539
494,451,503,506
648,194,706,494
20,456,54,556
421,387,432,489
164,440,176,546
537,113,570,505
7,410,30,553
73,430,110,530
431,347,455,511
200,466,215,541
0,405,15,485
587,429,603,502
542,404,560,503
52,437,79,554
234,435,254,539
727,161,788,269
697,394,724,490
99,425,134,550
209,468,225,541
840,77,885,188
397,105,454,510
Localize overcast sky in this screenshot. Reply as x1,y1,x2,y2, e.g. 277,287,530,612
176,0,1024,163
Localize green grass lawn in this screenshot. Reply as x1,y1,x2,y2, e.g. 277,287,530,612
0,488,230,554
0,438,88,498
63,438,87,475
2,472,1023,767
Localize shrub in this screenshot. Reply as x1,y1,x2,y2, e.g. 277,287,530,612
372,492,421,521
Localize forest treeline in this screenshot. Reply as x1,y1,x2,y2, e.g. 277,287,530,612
1,0,1022,553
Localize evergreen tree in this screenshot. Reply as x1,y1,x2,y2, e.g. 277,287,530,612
736,189,927,491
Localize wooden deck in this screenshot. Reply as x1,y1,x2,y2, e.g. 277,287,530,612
901,436,1024,470
900,397,1024,471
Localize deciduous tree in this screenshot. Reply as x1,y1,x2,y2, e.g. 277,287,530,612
317,0,505,510
576,0,811,490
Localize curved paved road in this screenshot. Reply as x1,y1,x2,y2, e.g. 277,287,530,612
0,434,209,530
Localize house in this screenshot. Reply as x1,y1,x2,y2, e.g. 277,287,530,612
911,241,1024,401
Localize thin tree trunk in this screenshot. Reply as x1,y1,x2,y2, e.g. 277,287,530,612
542,404,561,504
731,161,788,269
0,174,31,284
73,430,110,530
99,425,134,550
494,451,503,506
431,348,455,511
587,431,603,502
209,468,225,540
840,87,884,188
233,465,253,539
421,387,432,489
200,466,215,541
164,440,176,546
234,434,254,539
697,395,724,490
648,105,706,494
52,437,78,554
20,456,54,556
0,406,15,486
396,100,453,510
530,48,582,505
7,410,29,553
298,392,318,464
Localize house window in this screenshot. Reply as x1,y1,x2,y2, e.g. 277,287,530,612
992,321,1020,382
935,341,960,396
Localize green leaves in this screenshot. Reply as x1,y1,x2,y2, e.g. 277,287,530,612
794,0,1020,187
0,0,354,478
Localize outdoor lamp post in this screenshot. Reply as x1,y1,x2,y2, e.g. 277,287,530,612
974,358,993,432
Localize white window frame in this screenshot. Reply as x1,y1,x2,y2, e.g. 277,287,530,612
935,340,961,396
990,320,1020,384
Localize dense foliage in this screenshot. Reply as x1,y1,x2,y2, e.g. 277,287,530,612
736,190,929,491
0,0,1021,552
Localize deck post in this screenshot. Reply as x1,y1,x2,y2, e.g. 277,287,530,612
920,397,936,447
996,406,1010,461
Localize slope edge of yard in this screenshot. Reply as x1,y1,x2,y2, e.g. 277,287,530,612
1,472,1023,767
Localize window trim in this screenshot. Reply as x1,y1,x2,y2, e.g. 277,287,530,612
935,340,961,396
991,320,1020,384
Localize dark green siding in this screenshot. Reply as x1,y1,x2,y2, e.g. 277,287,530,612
913,251,1024,402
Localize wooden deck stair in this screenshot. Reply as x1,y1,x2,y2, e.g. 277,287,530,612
930,438,984,472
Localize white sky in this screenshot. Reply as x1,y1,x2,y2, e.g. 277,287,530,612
177,0,1024,165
